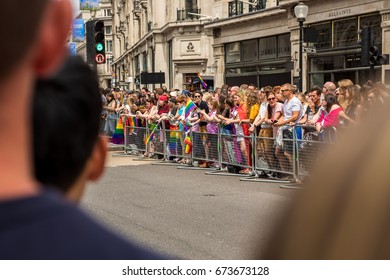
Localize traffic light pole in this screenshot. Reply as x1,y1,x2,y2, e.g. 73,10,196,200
370,65,376,82
298,19,304,93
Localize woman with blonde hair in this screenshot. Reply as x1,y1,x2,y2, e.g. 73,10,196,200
345,85,364,123
337,79,353,110
241,90,260,126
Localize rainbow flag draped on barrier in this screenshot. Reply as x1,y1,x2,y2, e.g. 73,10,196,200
127,116,137,135
145,124,158,145
185,98,197,119
197,71,207,89
112,117,124,145
169,126,181,155
184,133,192,154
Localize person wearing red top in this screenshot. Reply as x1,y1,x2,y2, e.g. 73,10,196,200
316,94,356,135
225,91,251,173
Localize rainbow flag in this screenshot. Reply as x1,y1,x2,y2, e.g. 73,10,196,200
185,98,197,119
197,71,207,89
184,134,192,154
145,125,158,145
169,126,181,155
127,116,137,135
112,117,124,145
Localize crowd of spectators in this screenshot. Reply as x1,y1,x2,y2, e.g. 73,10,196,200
99,79,389,178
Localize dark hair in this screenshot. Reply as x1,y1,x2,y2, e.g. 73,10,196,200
310,86,322,96
33,56,101,193
267,92,276,119
224,98,234,108
325,94,339,112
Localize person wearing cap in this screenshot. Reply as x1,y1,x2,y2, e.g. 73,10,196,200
157,95,170,120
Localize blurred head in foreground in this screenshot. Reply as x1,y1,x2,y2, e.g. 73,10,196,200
258,85,390,259
33,56,107,202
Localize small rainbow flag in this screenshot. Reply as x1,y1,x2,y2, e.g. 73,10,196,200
184,134,192,154
127,116,137,135
145,125,158,145
197,71,207,89
112,117,124,145
185,98,197,119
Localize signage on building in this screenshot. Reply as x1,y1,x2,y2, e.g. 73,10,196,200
328,8,351,18
180,40,201,56
72,19,85,42
68,42,77,56
186,42,195,53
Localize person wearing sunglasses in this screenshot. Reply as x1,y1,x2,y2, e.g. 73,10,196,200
256,92,283,179
274,84,302,176
192,91,209,168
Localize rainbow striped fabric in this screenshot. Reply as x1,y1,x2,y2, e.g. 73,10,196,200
197,71,207,89
184,134,192,154
112,117,124,145
185,98,197,119
127,116,137,135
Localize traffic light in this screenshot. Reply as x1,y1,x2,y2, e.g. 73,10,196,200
369,45,389,66
358,26,370,66
94,20,106,64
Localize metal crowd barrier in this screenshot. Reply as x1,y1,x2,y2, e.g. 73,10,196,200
124,117,147,156
122,117,338,185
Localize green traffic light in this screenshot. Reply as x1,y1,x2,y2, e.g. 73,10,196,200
96,43,104,52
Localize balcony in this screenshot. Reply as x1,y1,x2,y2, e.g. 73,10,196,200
228,0,270,17
177,8,201,21
228,1,243,17
248,0,266,12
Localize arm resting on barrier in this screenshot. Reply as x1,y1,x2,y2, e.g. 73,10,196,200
275,111,300,126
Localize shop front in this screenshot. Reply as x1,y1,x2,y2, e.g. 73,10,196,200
307,12,383,87
224,33,292,87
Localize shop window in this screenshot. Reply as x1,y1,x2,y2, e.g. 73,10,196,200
346,54,361,68
225,68,241,74
311,22,332,49
334,18,358,48
310,56,344,72
360,14,381,47
242,40,257,62
226,42,241,63
278,34,290,57
241,67,257,73
259,36,277,60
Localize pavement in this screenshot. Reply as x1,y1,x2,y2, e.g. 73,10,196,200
82,151,296,259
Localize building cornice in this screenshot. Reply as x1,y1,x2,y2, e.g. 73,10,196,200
204,7,287,29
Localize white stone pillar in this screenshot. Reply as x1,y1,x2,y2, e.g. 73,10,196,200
381,9,390,84
212,44,225,87
154,34,169,86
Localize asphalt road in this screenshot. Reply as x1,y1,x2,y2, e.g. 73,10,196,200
82,152,296,259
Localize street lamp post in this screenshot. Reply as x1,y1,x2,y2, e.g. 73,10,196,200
294,2,308,93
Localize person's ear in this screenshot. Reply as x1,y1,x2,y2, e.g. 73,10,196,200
87,137,107,182
33,0,73,76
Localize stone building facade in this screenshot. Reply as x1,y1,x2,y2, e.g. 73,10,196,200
111,0,390,92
